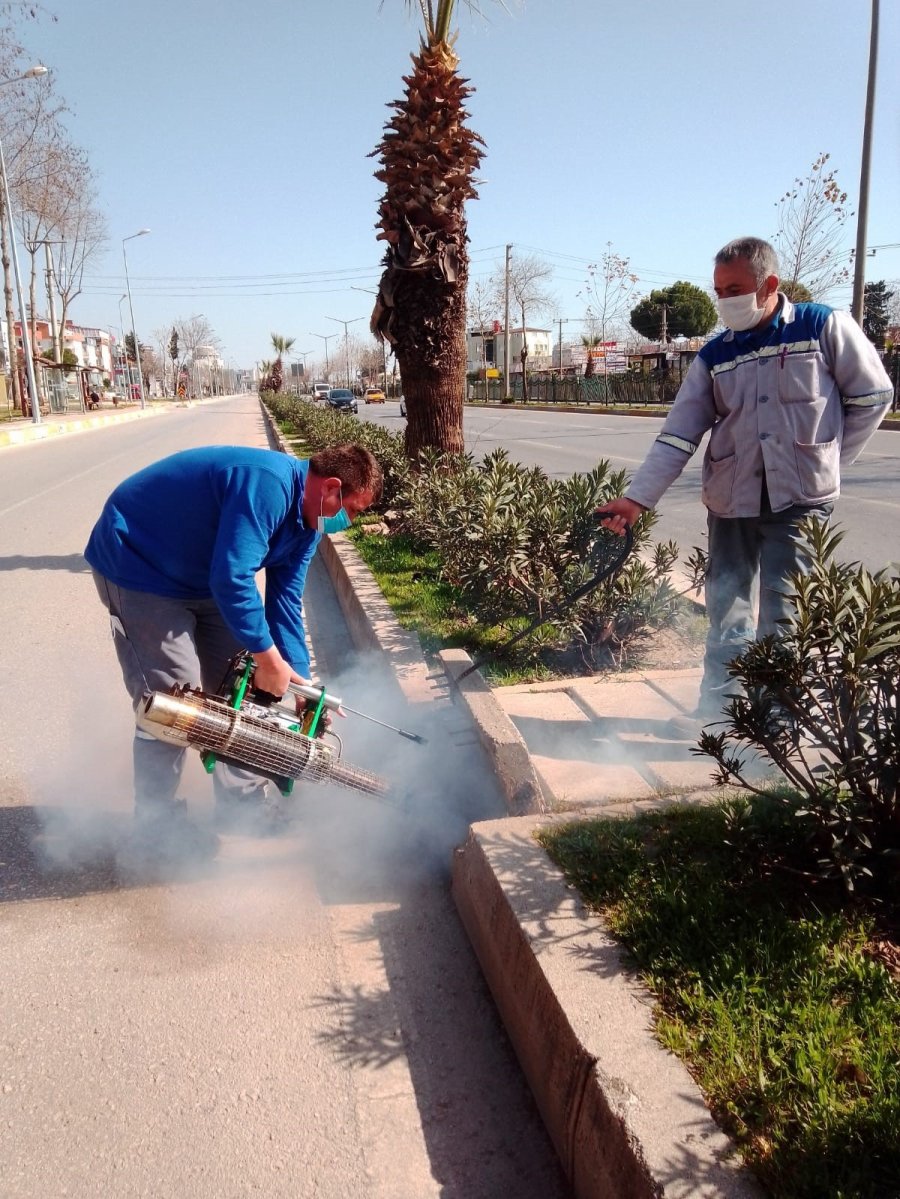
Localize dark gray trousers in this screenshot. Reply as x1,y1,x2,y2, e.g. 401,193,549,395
701,501,832,717
92,571,269,811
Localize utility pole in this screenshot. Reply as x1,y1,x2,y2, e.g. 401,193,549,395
310,331,337,381
326,315,364,389
851,0,880,325
503,244,512,398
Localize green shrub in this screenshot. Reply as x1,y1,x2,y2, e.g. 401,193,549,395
263,394,409,511
698,519,900,894
401,448,679,668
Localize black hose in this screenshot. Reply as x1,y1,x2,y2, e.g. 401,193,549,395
456,521,635,682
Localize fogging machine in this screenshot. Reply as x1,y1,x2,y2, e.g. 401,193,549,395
136,653,423,800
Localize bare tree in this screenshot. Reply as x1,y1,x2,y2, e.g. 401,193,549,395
773,152,853,300
49,187,107,363
174,314,218,396
466,278,499,376
0,47,66,412
579,242,640,348
491,251,556,401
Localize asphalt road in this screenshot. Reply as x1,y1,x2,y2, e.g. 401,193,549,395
0,397,571,1199
360,399,900,574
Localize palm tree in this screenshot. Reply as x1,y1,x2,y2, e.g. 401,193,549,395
371,0,487,458
258,358,274,394
269,333,295,394
582,335,602,379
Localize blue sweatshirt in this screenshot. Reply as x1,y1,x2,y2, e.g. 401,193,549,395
84,446,320,676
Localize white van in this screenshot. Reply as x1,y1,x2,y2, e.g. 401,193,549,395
312,383,329,402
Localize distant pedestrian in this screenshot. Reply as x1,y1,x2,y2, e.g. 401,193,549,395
600,236,892,724
87,387,101,410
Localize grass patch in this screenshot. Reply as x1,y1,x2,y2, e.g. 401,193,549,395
537,798,900,1199
348,529,555,684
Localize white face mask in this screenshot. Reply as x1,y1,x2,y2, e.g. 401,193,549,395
716,291,766,332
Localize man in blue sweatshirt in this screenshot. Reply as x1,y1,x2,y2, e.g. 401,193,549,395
85,442,382,848
601,237,891,725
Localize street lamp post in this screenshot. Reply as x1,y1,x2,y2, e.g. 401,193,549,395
122,228,150,408
851,0,880,325
350,285,388,390
309,331,337,382
326,315,365,389
290,350,313,393
0,64,49,424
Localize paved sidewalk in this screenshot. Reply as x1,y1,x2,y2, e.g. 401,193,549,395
493,667,719,808
0,399,192,449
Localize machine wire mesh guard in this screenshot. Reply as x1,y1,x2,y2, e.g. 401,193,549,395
137,690,387,797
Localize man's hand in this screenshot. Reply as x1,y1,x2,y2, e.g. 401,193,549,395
597,497,646,536
251,646,304,698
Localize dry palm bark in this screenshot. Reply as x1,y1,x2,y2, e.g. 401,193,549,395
371,27,484,457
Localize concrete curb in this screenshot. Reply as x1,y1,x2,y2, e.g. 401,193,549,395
439,648,546,816
452,817,764,1199
0,403,169,448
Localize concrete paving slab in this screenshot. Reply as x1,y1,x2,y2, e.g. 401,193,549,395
570,672,700,722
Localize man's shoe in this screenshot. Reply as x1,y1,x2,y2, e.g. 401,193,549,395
214,795,295,838
667,713,704,739
121,799,220,878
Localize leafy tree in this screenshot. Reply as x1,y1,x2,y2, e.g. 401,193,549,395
773,152,852,299
269,332,295,394
168,328,179,381
630,281,717,342
124,332,141,362
371,0,490,458
779,279,814,303
863,280,894,349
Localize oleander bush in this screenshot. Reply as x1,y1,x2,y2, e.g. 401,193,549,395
264,394,685,670
263,393,410,510
401,447,680,668
698,519,900,894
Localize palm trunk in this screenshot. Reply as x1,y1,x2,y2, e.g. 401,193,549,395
371,35,484,460
397,284,468,455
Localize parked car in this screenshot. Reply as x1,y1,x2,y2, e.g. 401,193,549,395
399,395,406,417
312,382,330,402
363,387,385,404
325,388,358,414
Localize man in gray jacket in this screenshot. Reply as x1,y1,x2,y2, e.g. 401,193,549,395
601,236,892,722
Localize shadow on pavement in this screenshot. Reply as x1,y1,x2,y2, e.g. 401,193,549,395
0,553,91,573
0,805,218,902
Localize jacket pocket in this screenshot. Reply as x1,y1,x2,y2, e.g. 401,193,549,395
702,452,737,514
794,438,839,500
780,354,821,402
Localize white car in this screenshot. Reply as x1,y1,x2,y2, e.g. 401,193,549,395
312,383,330,402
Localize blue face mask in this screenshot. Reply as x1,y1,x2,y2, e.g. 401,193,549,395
318,507,351,535
317,488,352,534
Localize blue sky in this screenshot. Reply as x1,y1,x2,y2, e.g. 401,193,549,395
18,0,900,371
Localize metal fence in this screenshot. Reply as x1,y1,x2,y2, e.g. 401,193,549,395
468,365,686,407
